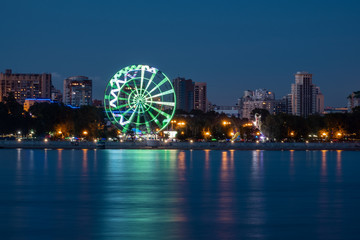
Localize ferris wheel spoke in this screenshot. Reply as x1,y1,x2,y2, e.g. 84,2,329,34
147,110,163,129
148,77,168,94
142,107,152,133
151,101,176,107
119,88,130,96
130,78,140,95
117,97,128,101
122,105,139,133
147,105,171,118
146,89,174,99
140,67,145,94
115,108,131,122
136,105,142,127
144,70,159,92
112,103,131,110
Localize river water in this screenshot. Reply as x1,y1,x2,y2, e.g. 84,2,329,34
0,149,359,240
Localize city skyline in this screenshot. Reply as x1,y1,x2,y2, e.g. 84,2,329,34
1,0,359,107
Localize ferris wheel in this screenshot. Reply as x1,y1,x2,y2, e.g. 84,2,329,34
104,65,176,134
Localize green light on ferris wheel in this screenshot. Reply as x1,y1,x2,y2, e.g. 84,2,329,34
104,65,176,134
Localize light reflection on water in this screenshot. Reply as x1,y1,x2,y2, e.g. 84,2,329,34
1,149,360,240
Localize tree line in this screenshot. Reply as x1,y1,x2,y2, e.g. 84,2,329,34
0,93,108,139
1,93,359,142
171,108,360,142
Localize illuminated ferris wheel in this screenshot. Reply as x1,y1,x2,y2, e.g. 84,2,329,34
104,65,176,134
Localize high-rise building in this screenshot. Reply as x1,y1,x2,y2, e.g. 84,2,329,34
173,77,194,112
63,76,92,107
290,72,324,117
0,69,52,104
347,91,360,112
194,82,207,112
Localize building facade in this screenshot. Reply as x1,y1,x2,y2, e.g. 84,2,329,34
213,105,239,117
172,77,194,112
0,69,52,104
238,89,280,119
291,72,324,117
63,76,92,107
51,85,63,102
194,82,207,112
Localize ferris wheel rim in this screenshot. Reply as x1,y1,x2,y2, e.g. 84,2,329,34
104,64,176,134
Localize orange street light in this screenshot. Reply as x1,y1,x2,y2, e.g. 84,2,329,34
222,121,231,126
83,131,88,135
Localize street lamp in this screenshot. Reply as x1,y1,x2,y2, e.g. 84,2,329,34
171,120,177,130
177,121,185,126
222,121,231,126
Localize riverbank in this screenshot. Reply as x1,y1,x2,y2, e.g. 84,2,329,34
1,140,360,150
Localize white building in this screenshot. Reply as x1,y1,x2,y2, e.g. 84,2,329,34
291,72,324,117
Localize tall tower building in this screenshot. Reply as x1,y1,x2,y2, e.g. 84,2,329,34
173,77,194,112
291,72,324,117
0,69,52,104
194,82,207,112
63,76,92,107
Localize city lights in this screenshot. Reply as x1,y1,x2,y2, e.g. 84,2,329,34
222,121,231,126
177,122,186,126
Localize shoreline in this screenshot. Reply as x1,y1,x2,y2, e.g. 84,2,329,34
1,140,360,151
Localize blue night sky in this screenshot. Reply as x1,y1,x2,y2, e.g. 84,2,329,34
1,0,359,107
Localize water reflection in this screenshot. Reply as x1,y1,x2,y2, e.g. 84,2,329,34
321,150,327,179
16,148,21,169
57,149,63,170
218,151,234,223
336,150,342,182
44,149,48,171
248,150,265,227
289,150,295,176
1,149,358,239
205,150,210,170
82,149,88,174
